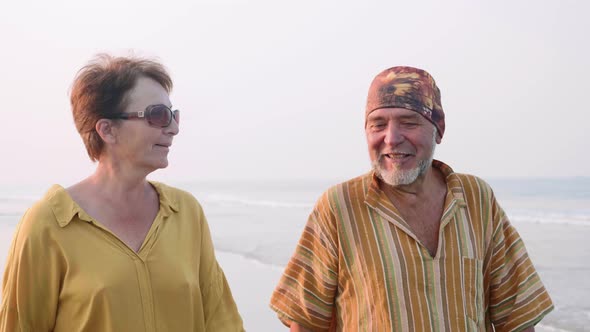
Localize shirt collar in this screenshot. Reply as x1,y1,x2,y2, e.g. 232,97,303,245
149,181,180,217
364,159,466,225
46,184,85,227
48,181,180,228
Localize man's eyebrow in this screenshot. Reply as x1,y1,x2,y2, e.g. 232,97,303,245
367,115,385,121
367,112,422,122
397,113,422,120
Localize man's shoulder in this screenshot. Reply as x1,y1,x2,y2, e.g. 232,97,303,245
324,172,372,194
317,172,373,206
448,172,494,193
434,161,493,194
444,170,501,211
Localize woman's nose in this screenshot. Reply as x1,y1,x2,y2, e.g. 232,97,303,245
164,117,179,136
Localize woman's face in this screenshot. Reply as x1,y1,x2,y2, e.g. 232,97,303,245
109,76,179,173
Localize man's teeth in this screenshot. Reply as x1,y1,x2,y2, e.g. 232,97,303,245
385,153,410,159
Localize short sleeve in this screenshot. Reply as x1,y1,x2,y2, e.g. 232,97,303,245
0,207,62,332
196,203,244,332
488,200,554,331
269,191,339,331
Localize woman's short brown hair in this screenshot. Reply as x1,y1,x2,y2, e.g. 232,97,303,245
70,54,173,161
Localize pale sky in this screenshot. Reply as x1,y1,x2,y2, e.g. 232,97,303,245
1,0,589,186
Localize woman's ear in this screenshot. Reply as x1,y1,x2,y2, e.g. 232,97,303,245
95,119,118,144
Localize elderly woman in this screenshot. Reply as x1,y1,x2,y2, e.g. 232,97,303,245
0,55,244,331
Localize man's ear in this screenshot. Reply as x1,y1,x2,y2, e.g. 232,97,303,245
95,119,118,144
435,128,442,144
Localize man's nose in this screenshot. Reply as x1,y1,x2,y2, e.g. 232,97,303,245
384,123,404,146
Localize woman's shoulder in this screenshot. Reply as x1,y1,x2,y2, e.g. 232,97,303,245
16,184,72,238
27,184,69,217
149,181,203,211
149,181,197,199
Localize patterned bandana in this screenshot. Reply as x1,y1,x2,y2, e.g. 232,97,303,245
365,66,445,139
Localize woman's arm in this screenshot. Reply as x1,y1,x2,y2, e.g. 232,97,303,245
0,207,61,331
196,205,244,332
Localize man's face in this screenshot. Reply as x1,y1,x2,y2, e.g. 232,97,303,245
365,107,440,186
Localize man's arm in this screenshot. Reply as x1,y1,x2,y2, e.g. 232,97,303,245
484,181,552,331
290,322,314,332
270,190,339,331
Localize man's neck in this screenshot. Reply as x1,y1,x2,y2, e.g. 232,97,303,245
380,166,446,206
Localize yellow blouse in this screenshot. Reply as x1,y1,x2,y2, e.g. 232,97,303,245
0,182,244,331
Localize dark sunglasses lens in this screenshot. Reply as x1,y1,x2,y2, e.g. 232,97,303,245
148,106,171,127
173,110,180,125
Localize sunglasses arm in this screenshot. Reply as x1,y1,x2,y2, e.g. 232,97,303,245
115,111,145,120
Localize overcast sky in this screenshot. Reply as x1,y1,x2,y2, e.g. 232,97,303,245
1,0,588,186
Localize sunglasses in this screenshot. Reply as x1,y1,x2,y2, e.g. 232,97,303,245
111,104,180,128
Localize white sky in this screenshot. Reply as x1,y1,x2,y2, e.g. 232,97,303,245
1,0,589,186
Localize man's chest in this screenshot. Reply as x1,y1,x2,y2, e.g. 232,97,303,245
395,202,444,257
335,203,487,331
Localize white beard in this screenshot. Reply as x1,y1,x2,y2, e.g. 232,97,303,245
372,130,437,186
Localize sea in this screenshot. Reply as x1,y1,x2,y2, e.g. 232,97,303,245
1,177,589,331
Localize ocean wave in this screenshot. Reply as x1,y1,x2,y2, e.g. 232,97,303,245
536,323,573,332
510,213,590,226
0,198,34,216
200,194,313,209
215,247,286,271
199,193,590,226
0,196,37,202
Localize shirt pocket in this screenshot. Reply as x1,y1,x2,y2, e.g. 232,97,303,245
462,257,484,327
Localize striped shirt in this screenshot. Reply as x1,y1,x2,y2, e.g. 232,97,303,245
270,160,553,331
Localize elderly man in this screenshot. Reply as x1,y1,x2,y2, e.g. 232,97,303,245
270,66,553,331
